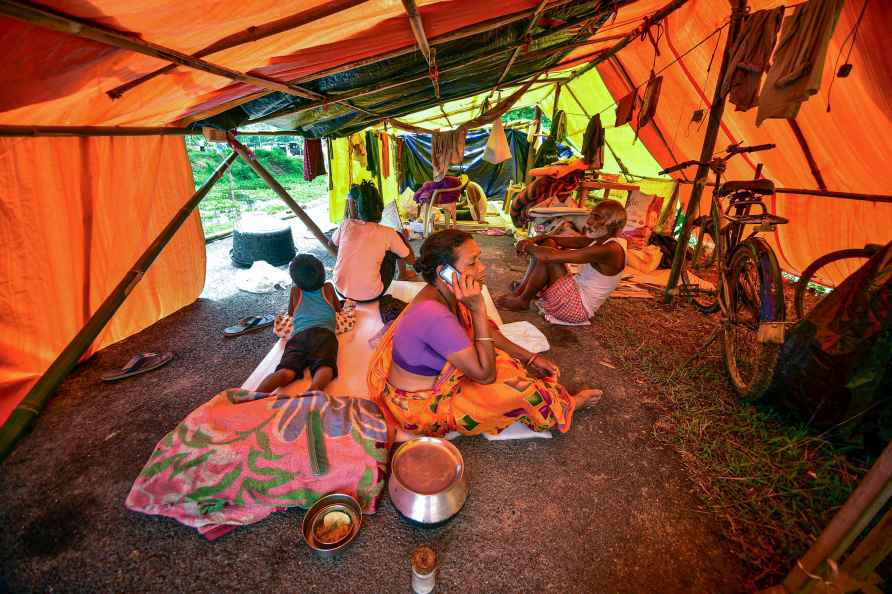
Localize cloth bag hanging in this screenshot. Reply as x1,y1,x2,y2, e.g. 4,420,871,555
484,118,511,164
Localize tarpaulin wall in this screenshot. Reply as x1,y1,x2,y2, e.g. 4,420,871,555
397,128,530,198
0,136,205,424
327,135,399,224
579,0,892,285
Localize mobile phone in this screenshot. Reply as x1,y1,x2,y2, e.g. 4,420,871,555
438,264,460,285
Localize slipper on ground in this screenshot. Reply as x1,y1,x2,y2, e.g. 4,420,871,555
101,352,174,382
223,314,274,337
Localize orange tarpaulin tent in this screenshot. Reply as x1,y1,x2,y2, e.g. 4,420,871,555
0,0,890,431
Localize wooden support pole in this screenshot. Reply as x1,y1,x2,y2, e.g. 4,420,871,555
788,118,827,191
495,0,550,87
565,0,690,84
525,106,542,183
401,0,440,100
663,0,746,304
551,82,562,124
107,0,373,98
0,1,329,102
0,151,238,462
781,440,892,592
840,506,892,584
0,126,310,137
194,0,585,125
229,139,337,256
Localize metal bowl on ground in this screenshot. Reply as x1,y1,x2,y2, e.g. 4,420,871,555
301,493,362,556
388,437,469,525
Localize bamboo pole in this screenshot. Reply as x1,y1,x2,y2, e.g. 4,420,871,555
400,0,440,100
781,440,892,593
494,0,550,87
188,0,584,125
551,82,562,124
229,139,337,256
565,0,690,85
0,1,328,102
663,0,746,304
525,106,542,183
0,151,238,462
840,506,892,583
788,118,827,191
106,0,373,98
0,126,310,137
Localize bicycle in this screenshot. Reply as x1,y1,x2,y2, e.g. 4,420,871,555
661,143,788,399
793,243,882,319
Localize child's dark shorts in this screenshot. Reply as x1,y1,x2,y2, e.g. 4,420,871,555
276,327,339,378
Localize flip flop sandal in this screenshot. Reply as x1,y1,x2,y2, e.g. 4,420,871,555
223,314,275,337
101,352,174,382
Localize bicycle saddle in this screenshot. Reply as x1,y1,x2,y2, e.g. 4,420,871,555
716,179,775,196
725,212,789,226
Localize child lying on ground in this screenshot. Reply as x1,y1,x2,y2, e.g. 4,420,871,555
257,254,342,394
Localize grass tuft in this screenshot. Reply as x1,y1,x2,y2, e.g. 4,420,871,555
594,298,866,588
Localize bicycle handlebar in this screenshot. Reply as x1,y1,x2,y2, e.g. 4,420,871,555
658,160,698,175
659,144,777,175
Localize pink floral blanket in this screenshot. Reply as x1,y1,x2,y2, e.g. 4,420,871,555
126,389,392,539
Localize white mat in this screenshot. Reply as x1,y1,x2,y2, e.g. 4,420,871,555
242,281,552,441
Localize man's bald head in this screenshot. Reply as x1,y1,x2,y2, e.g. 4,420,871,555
587,199,627,239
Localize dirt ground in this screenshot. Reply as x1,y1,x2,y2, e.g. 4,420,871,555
0,229,748,593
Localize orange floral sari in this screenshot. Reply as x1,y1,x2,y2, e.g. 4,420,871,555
367,304,574,436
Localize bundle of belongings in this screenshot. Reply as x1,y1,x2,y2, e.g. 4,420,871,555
126,389,392,539
766,241,892,453
510,159,588,227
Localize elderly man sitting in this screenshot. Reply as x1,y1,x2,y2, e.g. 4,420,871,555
497,200,627,325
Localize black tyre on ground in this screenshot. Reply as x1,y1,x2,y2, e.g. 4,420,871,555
722,238,785,400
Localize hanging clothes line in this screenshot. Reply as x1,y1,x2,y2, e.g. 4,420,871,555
385,75,541,134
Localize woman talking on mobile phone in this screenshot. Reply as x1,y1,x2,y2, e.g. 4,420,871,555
367,229,602,437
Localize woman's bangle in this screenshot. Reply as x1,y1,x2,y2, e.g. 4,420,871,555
525,353,538,367
476,337,494,342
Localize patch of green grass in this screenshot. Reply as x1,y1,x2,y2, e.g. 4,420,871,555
187,144,329,236
594,300,866,588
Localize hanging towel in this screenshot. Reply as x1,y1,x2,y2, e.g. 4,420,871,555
720,7,785,112
365,130,380,177
581,114,605,169
303,138,326,181
378,132,390,178
614,92,636,127
348,133,367,168
431,129,467,181
635,76,663,142
484,118,511,164
757,0,843,125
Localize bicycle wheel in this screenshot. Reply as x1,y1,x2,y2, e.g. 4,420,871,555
681,218,720,313
722,238,785,400
794,248,874,320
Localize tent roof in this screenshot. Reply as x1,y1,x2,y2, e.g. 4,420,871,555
0,0,624,136
1,0,890,199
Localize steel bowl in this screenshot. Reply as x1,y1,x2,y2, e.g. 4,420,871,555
301,493,362,556
388,437,469,525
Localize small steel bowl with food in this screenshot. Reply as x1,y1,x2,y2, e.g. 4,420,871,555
388,437,469,525
301,493,362,556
